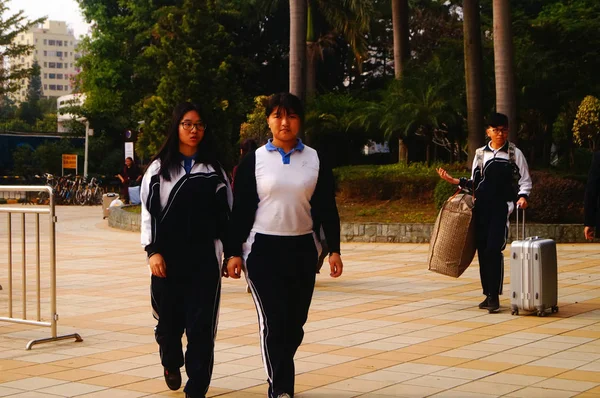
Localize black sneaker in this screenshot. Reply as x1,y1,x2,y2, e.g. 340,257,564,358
478,296,489,309
487,295,500,313
163,367,181,390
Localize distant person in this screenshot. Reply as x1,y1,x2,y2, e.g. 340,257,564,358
140,102,232,398
224,92,343,398
232,138,258,193
116,157,141,203
437,112,532,313
584,152,600,240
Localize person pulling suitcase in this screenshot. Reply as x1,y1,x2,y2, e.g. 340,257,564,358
437,113,532,313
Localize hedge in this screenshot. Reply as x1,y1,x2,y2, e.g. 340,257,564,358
334,164,586,224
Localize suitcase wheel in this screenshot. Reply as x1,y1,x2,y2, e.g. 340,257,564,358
511,306,519,316
537,311,546,317
552,306,559,313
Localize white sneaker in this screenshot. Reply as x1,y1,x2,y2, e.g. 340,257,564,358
277,394,292,398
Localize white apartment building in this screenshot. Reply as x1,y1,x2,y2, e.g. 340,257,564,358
11,20,80,103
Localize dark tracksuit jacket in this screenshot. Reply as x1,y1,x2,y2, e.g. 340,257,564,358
140,158,232,397
459,142,532,297
225,139,340,398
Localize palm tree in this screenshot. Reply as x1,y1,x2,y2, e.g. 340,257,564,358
290,0,307,102
463,0,484,163
304,0,373,97
391,0,409,79
493,0,517,142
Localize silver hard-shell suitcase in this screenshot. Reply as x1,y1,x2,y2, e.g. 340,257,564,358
510,208,558,317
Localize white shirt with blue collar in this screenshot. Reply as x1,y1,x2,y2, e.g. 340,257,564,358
253,139,320,236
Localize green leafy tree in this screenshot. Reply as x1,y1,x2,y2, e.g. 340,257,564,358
240,96,271,146
17,61,43,124
0,1,44,98
573,95,600,151
134,0,253,163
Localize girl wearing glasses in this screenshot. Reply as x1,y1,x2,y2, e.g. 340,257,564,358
140,102,232,398
224,93,343,398
437,112,532,314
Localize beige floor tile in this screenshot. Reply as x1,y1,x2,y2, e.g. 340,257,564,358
210,376,265,390
432,367,496,380
0,386,26,397
505,386,578,398
83,373,147,387
453,380,522,395
296,387,359,397
534,378,599,392
482,373,546,386
356,370,420,383
76,389,147,397
0,376,68,391
120,379,171,393
294,373,345,387
505,365,567,377
325,378,396,393
369,383,444,397
403,375,470,389
430,390,499,397
37,382,107,397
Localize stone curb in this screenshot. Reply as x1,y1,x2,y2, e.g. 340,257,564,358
108,210,587,243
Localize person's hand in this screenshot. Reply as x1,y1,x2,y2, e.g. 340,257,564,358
585,226,595,241
224,257,243,279
148,253,166,278
436,168,459,185
329,253,343,278
516,197,528,209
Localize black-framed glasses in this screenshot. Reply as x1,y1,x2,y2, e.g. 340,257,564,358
490,127,508,135
180,121,206,131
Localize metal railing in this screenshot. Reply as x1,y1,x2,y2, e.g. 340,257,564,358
0,185,82,349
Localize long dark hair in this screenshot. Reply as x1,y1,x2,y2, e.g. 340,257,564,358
151,102,222,181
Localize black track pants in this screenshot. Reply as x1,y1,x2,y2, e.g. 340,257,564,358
151,261,220,397
245,233,318,398
474,201,509,297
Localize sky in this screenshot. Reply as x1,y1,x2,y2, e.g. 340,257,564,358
5,0,90,38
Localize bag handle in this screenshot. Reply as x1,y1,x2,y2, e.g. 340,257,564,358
515,205,525,240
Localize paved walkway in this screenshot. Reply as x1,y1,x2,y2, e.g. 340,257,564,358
0,206,600,397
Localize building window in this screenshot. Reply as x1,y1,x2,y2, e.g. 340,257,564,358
49,62,56,68
49,85,57,90
70,63,73,68
57,63,63,68
49,39,56,45
44,73,47,78
43,39,47,45
43,62,47,67
49,73,56,79
57,74,63,79
44,50,47,56
57,51,63,57
44,84,48,90
57,40,63,46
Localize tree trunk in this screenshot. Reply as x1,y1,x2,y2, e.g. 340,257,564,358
391,0,410,79
463,0,485,164
398,138,408,164
290,0,307,103
305,0,317,98
493,0,517,143
306,42,318,98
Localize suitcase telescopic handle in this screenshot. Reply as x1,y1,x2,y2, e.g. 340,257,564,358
516,205,525,240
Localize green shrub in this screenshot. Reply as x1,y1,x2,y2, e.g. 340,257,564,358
527,171,584,223
434,180,461,210
334,162,468,201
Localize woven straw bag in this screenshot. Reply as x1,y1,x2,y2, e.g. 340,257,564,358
428,191,476,278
